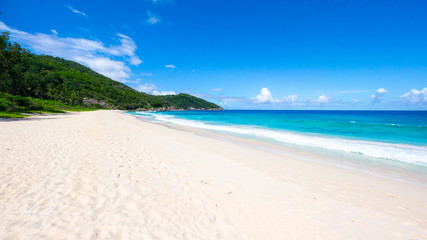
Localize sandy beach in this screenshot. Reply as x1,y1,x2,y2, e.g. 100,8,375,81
0,110,426,239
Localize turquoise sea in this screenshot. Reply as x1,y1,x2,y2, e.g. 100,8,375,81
128,110,427,182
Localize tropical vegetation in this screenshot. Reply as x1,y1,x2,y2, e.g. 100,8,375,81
0,32,222,117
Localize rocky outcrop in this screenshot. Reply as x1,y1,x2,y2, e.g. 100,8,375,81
82,98,110,108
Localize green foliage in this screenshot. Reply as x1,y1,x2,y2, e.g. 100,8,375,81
0,92,101,118
0,96,11,110
0,32,222,112
0,111,27,118
0,32,9,51
161,93,222,109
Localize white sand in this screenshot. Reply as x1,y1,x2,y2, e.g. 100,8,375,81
0,110,426,239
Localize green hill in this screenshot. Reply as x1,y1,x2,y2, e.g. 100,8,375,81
0,32,222,114
161,93,221,110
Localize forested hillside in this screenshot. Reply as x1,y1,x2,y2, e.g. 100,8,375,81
0,32,222,112
162,94,220,109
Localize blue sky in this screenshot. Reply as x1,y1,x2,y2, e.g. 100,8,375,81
1,0,426,109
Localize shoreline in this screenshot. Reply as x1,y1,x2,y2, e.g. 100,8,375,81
129,111,427,188
1,110,426,239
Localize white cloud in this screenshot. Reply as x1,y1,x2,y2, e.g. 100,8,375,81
317,95,330,103
146,11,161,25
51,29,58,35
74,56,131,82
135,83,175,96
219,101,229,107
114,34,142,65
152,90,176,95
0,21,24,35
254,87,280,104
211,88,223,92
0,21,142,82
135,83,156,93
165,64,176,68
65,5,87,17
377,88,388,94
283,94,298,103
400,88,427,104
371,88,388,103
253,88,299,105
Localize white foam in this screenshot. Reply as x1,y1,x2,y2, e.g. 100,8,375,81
134,112,427,166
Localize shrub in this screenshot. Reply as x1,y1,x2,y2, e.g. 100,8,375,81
0,98,11,111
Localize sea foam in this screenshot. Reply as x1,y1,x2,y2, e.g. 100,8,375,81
134,111,427,167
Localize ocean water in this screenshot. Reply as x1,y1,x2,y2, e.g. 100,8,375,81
128,110,427,176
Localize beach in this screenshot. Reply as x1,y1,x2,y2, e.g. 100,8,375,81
0,110,426,239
